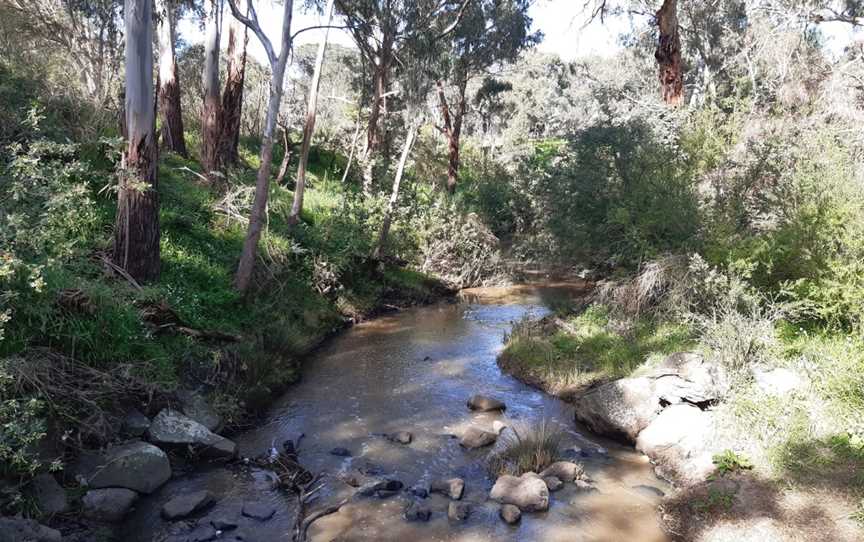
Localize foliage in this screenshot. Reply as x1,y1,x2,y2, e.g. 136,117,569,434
712,449,754,477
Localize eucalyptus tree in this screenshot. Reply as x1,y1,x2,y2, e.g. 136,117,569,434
226,0,294,294
288,0,336,226
219,0,248,166
201,0,223,178
332,0,471,194
433,0,537,192
114,0,160,281
156,0,187,156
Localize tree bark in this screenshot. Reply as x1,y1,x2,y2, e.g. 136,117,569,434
361,36,392,195
372,121,418,261
437,77,467,194
288,0,335,226
231,0,294,294
156,0,187,157
219,0,247,166
275,124,292,185
201,0,223,178
114,0,160,282
340,112,362,184
655,0,683,106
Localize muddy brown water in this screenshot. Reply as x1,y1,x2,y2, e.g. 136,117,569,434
123,283,670,542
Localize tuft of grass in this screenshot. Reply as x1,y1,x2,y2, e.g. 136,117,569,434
488,419,567,476
712,449,754,477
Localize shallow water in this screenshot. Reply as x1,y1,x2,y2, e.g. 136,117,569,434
123,283,670,542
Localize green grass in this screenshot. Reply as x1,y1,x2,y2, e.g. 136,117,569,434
498,305,695,394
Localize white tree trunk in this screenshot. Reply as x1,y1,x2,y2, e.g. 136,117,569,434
201,0,223,175
288,0,335,226
373,121,418,261
233,0,294,294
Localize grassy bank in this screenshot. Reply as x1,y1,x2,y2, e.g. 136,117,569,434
0,136,452,494
498,295,864,537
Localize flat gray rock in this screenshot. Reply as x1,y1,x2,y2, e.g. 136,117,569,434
403,501,431,522
161,490,216,520
539,461,583,483
87,441,171,494
448,501,470,521
148,409,236,459
241,502,276,521
430,478,465,500
176,390,223,432
459,426,497,449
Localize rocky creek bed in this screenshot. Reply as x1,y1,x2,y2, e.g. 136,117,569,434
7,284,674,542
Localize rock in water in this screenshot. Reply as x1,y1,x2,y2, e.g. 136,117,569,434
490,473,549,512
329,447,352,457
161,490,216,520
467,394,506,412
499,504,521,525
0,518,61,542
543,476,563,492
573,377,660,442
28,473,68,515
82,488,139,522
241,502,276,521
87,441,171,494
539,461,584,483
430,478,465,500
459,426,498,449
632,484,665,498
386,431,413,445
448,501,470,521
148,409,236,459
403,501,431,522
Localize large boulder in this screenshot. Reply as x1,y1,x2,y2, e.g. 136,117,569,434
573,377,660,442
82,488,139,522
467,395,506,412
574,352,725,443
636,403,716,486
87,441,171,494
148,409,236,459
28,473,68,515
0,518,61,542
490,472,549,512
175,390,223,432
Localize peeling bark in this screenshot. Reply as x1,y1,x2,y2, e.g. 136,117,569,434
219,3,247,166
156,0,186,156
655,0,683,106
114,0,160,282
437,77,468,194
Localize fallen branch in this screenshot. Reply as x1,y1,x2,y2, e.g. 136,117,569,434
297,497,349,542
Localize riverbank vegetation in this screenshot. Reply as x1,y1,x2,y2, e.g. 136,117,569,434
1,0,863,539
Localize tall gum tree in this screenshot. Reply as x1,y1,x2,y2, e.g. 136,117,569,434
113,0,160,281
201,0,223,177
434,0,536,193
228,0,294,294
219,0,248,166
655,0,683,105
332,0,471,194
156,0,187,156
288,0,336,226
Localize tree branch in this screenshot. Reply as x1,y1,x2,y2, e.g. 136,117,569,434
226,0,276,66
291,24,351,41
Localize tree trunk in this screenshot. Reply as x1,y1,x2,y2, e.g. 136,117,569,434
233,0,294,294
372,121,418,261
655,0,683,106
219,1,247,166
156,0,187,157
113,0,160,282
288,0,335,226
340,112,361,184
201,0,223,178
275,125,292,185
361,37,392,195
